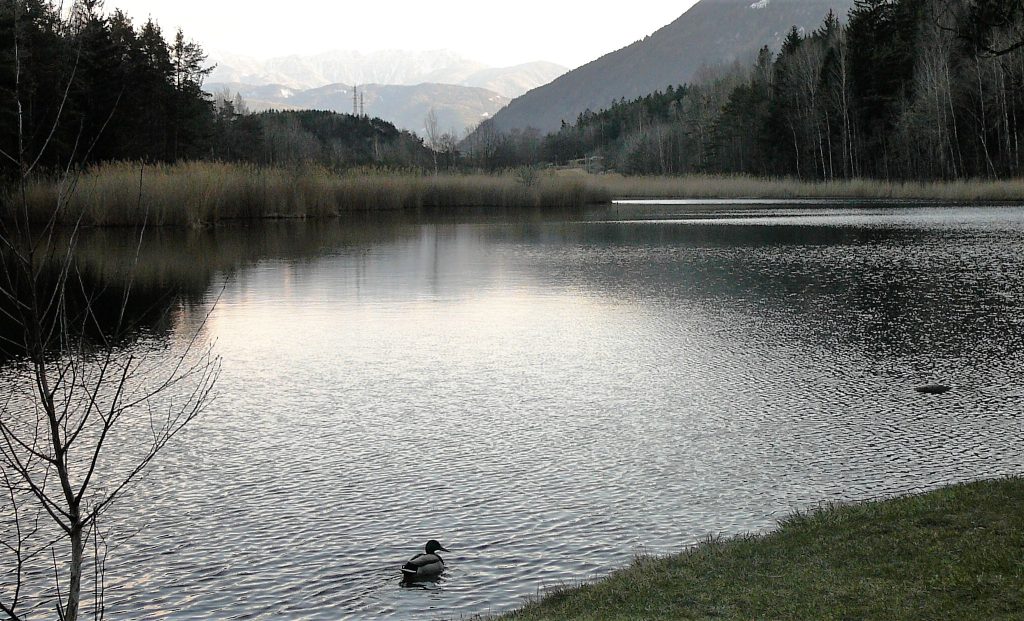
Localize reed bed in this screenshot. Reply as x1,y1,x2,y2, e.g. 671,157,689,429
597,172,1024,201
8,163,1024,228
9,162,609,227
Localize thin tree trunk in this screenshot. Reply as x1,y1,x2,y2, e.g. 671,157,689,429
816,125,825,180
824,111,835,181
976,57,997,176
66,519,84,621
999,63,1011,171
946,64,965,178
790,123,801,178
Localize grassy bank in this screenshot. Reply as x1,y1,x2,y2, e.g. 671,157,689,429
8,162,610,226
499,478,1024,620
9,164,1024,227
597,172,1024,201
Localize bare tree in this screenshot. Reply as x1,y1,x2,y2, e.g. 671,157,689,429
233,92,250,116
824,27,857,179
424,108,441,173
461,119,502,170
960,0,1024,57
0,5,220,621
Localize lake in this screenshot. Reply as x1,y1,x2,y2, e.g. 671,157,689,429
4,203,1024,619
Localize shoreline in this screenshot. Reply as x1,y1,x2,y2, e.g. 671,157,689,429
596,172,1024,202
494,477,1024,620
7,163,1024,228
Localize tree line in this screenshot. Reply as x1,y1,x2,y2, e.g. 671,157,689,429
466,0,1024,181
1,0,213,168
7,0,1024,182
0,0,431,179
210,102,432,169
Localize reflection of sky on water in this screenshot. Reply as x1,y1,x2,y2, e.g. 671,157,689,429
9,205,1024,620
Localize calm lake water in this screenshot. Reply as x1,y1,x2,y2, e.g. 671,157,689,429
5,203,1024,619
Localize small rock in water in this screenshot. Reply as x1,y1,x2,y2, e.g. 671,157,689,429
915,384,951,395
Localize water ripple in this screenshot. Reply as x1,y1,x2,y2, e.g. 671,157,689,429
6,205,1024,620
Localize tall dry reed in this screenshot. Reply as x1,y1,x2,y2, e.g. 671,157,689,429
9,164,1024,228
9,162,608,226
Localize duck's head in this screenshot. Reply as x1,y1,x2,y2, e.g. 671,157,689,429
425,540,450,554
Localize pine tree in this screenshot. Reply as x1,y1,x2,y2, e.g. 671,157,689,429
170,28,213,159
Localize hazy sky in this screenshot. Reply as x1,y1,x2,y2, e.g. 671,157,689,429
104,1,699,68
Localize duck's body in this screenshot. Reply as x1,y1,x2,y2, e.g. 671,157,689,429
401,552,444,578
401,540,449,581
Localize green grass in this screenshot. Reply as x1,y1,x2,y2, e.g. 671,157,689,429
498,478,1024,621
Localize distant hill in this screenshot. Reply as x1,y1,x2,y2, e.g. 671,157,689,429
458,62,569,100
482,0,856,134
205,82,509,136
208,50,567,99
210,109,433,169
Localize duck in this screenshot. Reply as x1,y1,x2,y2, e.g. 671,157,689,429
400,540,450,581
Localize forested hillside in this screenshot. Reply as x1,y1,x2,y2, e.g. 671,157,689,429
479,0,855,135
504,0,1024,181
207,81,510,136
6,0,1024,183
209,106,431,168
0,0,431,175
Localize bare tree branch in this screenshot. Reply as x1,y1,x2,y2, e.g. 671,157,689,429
2,7,221,621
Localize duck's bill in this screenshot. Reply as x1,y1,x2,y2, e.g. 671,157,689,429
440,546,451,552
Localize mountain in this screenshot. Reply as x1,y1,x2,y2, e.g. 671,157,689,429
205,82,509,136
482,0,856,134
208,50,567,99
457,62,570,100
